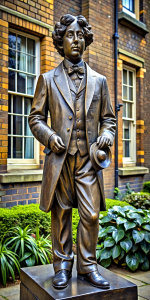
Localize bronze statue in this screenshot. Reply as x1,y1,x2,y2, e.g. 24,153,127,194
29,14,116,290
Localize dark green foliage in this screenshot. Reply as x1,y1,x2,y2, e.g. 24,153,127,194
0,225,52,286
97,206,150,271
143,182,150,193
123,193,150,210
0,233,20,286
0,200,129,244
0,204,51,238
6,226,52,268
114,183,133,200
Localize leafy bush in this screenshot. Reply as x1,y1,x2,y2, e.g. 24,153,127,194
0,204,51,238
123,193,150,210
0,234,20,286
97,206,150,271
0,200,129,244
114,183,133,200
5,226,52,268
143,182,150,193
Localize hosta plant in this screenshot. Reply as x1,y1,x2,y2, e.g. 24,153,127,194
96,206,150,271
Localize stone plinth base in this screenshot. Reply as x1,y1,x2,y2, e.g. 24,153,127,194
20,261,137,300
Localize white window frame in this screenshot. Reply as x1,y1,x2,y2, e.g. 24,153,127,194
8,28,40,170
122,0,139,20
122,65,136,166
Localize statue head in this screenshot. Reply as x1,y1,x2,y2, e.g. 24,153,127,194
52,14,93,62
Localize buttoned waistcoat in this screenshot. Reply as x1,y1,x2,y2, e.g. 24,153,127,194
28,61,116,213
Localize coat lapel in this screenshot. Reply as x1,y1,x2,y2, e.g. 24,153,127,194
85,63,97,114
54,62,74,112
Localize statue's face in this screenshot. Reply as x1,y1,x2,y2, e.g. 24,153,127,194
63,19,85,63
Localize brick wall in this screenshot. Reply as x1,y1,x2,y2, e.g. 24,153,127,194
0,182,41,208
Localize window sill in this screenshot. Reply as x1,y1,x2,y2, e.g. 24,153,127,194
118,166,149,176
118,11,149,35
0,170,43,184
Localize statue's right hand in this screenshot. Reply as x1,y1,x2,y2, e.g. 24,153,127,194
49,134,66,153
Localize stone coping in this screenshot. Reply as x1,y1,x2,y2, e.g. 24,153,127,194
118,11,149,35
118,166,149,176
0,170,43,183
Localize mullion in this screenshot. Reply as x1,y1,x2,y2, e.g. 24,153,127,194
11,95,13,158
22,97,25,159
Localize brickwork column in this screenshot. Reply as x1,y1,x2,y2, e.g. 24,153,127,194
0,19,8,173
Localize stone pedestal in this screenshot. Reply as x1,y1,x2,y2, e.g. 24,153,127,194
20,261,137,300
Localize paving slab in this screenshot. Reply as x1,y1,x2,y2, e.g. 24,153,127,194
138,297,147,300
0,285,20,298
130,272,150,285
115,275,145,287
138,285,150,300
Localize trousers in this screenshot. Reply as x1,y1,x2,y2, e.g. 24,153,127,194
51,151,101,274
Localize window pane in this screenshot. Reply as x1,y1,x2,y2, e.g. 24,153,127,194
123,140,130,157
124,120,130,139
9,49,16,69
8,114,11,134
18,53,26,72
17,35,26,52
129,71,133,86
13,137,22,158
13,115,22,135
123,85,127,100
123,102,126,117
8,94,11,113
24,117,32,136
27,55,35,74
129,87,133,101
8,136,11,158
9,70,15,91
9,32,16,49
127,103,132,118
24,98,32,115
13,96,22,114
27,38,35,55
123,69,127,84
27,76,34,95
17,73,26,93
24,138,34,158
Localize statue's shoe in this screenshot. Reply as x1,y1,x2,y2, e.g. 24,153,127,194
52,269,72,289
77,270,110,289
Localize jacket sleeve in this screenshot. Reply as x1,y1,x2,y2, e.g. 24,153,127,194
99,76,116,144
28,74,56,149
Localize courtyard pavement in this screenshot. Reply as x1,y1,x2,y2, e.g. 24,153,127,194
0,267,150,300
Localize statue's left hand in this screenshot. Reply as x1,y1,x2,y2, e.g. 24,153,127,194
97,136,112,149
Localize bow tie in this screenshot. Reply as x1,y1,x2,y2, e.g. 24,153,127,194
67,65,84,77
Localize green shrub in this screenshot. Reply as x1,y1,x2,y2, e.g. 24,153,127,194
0,199,129,244
97,206,150,271
0,204,51,238
123,193,150,210
0,233,20,286
143,182,150,193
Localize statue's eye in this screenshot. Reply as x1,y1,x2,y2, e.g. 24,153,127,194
67,32,73,38
78,32,83,38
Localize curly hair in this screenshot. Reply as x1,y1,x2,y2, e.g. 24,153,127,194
52,14,93,57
